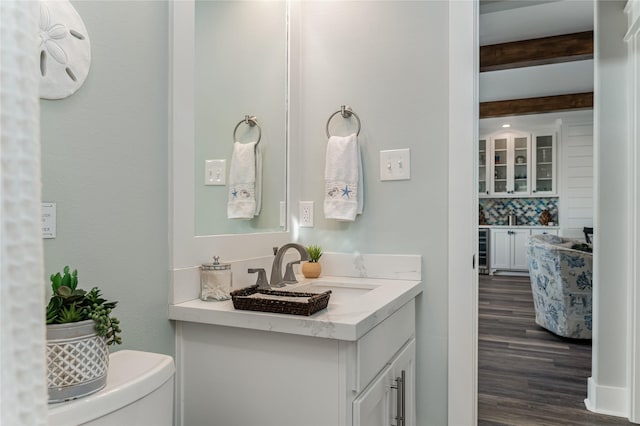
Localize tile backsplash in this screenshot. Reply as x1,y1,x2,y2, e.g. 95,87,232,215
479,197,558,226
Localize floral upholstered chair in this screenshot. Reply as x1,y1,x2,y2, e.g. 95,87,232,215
526,234,593,339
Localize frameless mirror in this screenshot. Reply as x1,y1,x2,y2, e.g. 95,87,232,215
194,0,287,236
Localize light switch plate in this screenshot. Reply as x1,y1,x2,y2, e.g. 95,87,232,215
380,148,411,181
205,159,226,185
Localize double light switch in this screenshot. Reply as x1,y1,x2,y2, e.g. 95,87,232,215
379,148,411,181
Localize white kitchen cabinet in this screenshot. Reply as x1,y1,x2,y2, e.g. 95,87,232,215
490,228,531,273
530,228,559,236
479,138,489,196
482,129,557,198
178,300,416,426
489,131,531,196
531,132,557,195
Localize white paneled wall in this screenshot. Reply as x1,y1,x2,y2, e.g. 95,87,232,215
559,122,594,241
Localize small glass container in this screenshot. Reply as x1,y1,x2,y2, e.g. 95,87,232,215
200,256,232,301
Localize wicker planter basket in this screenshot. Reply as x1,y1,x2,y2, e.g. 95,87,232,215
46,319,109,403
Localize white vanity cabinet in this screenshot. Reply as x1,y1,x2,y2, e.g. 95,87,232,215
177,300,416,426
353,339,415,426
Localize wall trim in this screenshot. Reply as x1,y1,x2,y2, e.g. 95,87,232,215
585,377,629,418
447,1,478,425
590,1,634,422
625,0,640,421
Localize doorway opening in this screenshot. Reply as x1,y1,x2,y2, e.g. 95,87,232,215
476,1,598,423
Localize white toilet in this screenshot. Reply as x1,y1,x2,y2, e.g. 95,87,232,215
48,350,175,426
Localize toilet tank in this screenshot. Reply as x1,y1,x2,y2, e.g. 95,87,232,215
48,350,175,426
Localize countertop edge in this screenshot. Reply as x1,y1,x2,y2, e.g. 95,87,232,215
169,277,423,341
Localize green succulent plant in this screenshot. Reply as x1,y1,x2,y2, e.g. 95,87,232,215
307,245,323,263
46,266,122,346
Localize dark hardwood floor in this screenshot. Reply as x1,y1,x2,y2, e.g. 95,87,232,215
478,274,632,426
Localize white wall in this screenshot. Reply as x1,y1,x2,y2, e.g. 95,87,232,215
41,1,173,356
559,122,594,241
588,0,630,417
290,2,450,424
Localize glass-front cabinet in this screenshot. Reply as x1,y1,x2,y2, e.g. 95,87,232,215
512,135,529,194
479,138,489,195
481,129,556,197
532,133,556,194
489,131,530,196
492,136,508,194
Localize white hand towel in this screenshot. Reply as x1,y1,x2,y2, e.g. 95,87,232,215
227,141,262,219
324,133,363,221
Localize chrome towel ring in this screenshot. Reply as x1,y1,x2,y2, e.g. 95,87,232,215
233,115,262,145
325,105,361,138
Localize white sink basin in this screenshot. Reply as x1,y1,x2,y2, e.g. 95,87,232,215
290,281,378,305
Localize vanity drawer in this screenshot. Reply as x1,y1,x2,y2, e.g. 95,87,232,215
355,300,415,392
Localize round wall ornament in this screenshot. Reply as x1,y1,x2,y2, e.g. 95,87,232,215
39,0,91,99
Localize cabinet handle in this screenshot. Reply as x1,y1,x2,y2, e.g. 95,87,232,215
391,370,406,426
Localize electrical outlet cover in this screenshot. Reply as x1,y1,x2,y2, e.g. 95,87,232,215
299,201,314,227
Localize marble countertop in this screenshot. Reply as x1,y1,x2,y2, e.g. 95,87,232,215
168,275,423,341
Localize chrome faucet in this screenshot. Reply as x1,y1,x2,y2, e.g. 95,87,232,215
270,243,310,287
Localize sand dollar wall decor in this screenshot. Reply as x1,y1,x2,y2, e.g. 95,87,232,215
39,0,91,99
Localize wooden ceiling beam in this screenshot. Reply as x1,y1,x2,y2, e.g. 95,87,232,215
480,31,593,72
479,92,593,119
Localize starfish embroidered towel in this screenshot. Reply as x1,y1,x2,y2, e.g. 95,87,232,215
227,141,262,219
324,133,363,221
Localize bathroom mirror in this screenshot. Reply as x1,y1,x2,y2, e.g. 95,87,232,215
193,0,288,236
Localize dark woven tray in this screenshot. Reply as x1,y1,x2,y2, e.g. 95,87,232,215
230,285,331,316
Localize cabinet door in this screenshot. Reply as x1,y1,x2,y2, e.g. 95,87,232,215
512,135,530,194
389,339,416,426
489,131,531,196
353,364,393,426
532,133,556,195
511,229,531,270
491,136,509,195
490,229,511,272
479,138,489,196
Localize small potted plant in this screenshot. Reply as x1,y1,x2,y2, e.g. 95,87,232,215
302,245,323,278
46,266,122,402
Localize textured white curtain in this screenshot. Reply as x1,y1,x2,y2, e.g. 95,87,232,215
0,1,48,425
